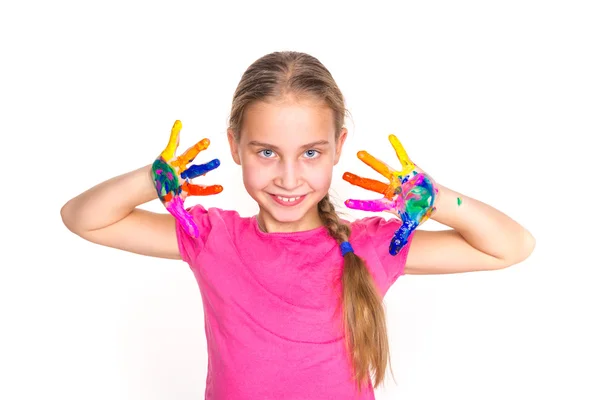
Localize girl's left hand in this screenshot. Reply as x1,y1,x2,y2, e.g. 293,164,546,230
343,134,439,255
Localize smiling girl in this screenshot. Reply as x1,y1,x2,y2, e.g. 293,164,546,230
61,51,535,399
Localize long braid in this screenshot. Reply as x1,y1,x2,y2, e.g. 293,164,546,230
318,194,393,392
318,194,351,243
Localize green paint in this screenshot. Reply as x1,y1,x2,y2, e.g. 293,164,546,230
457,197,462,206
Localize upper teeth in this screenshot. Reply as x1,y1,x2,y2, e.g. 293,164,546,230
277,196,300,202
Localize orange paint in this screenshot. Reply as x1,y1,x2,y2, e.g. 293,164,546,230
172,138,211,171
357,151,395,179
342,172,388,194
182,181,223,196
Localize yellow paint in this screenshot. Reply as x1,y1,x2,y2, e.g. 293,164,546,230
389,134,415,175
160,120,182,161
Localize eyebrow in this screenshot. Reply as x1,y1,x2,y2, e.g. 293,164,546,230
248,140,330,151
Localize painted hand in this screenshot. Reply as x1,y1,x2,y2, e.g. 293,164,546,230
343,135,438,255
151,120,222,238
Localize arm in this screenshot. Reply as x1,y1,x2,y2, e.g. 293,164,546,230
405,184,536,275
60,165,181,259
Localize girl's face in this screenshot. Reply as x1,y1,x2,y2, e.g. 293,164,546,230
227,98,347,232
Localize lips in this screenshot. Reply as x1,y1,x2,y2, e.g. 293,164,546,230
270,194,307,206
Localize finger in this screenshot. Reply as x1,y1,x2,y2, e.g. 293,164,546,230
357,151,395,180
344,198,394,212
182,182,223,196
165,196,199,238
342,172,388,195
180,159,221,180
172,138,211,171
389,134,415,175
160,120,182,161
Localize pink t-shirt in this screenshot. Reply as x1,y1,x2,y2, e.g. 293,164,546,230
176,204,413,400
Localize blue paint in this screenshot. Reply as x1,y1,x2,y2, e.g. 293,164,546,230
181,159,221,180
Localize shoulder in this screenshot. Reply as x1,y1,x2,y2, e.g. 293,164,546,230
187,204,253,238
347,215,406,256
187,203,244,224
349,215,404,240
176,204,250,264
346,215,413,294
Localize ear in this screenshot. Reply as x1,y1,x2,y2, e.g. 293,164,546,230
227,128,241,165
334,127,348,165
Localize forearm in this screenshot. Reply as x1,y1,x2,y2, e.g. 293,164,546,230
431,184,535,262
61,164,158,232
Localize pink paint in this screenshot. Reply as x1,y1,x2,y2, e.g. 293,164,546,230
344,198,392,212
167,196,199,238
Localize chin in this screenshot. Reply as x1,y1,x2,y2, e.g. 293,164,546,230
257,192,322,225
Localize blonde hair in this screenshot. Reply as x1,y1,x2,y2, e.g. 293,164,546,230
227,51,393,391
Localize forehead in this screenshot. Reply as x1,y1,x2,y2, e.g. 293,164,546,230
241,99,335,146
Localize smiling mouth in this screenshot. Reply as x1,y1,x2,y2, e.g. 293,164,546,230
269,193,307,206
276,195,302,202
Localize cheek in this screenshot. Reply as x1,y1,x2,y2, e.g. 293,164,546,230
305,162,333,189
241,158,272,189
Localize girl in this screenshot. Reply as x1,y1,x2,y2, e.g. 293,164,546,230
60,51,535,399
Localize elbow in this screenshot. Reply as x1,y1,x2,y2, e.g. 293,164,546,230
525,230,536,255
60,201,78,233
519,229,536,261
502,229,536,268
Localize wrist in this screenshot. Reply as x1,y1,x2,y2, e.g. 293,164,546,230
139,164,160,203
430,184,463,226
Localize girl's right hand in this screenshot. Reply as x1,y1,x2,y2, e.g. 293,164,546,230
152,120,223,238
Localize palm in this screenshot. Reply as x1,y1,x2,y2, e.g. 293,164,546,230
151,120,222,238
343,134,437,255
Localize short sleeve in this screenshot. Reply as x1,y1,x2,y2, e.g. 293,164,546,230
175,204,212,265
359,216,414,289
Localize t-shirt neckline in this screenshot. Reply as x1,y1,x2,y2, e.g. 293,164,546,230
251,215,329,238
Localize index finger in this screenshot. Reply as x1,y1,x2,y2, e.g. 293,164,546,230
172,138,211,171
357,151,395,180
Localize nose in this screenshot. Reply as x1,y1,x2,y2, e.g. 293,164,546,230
275,159,302,191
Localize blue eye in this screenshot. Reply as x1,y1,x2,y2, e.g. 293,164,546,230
304,149,320,158
259,149,275,158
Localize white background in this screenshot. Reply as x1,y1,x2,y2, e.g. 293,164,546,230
1,0,598,399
